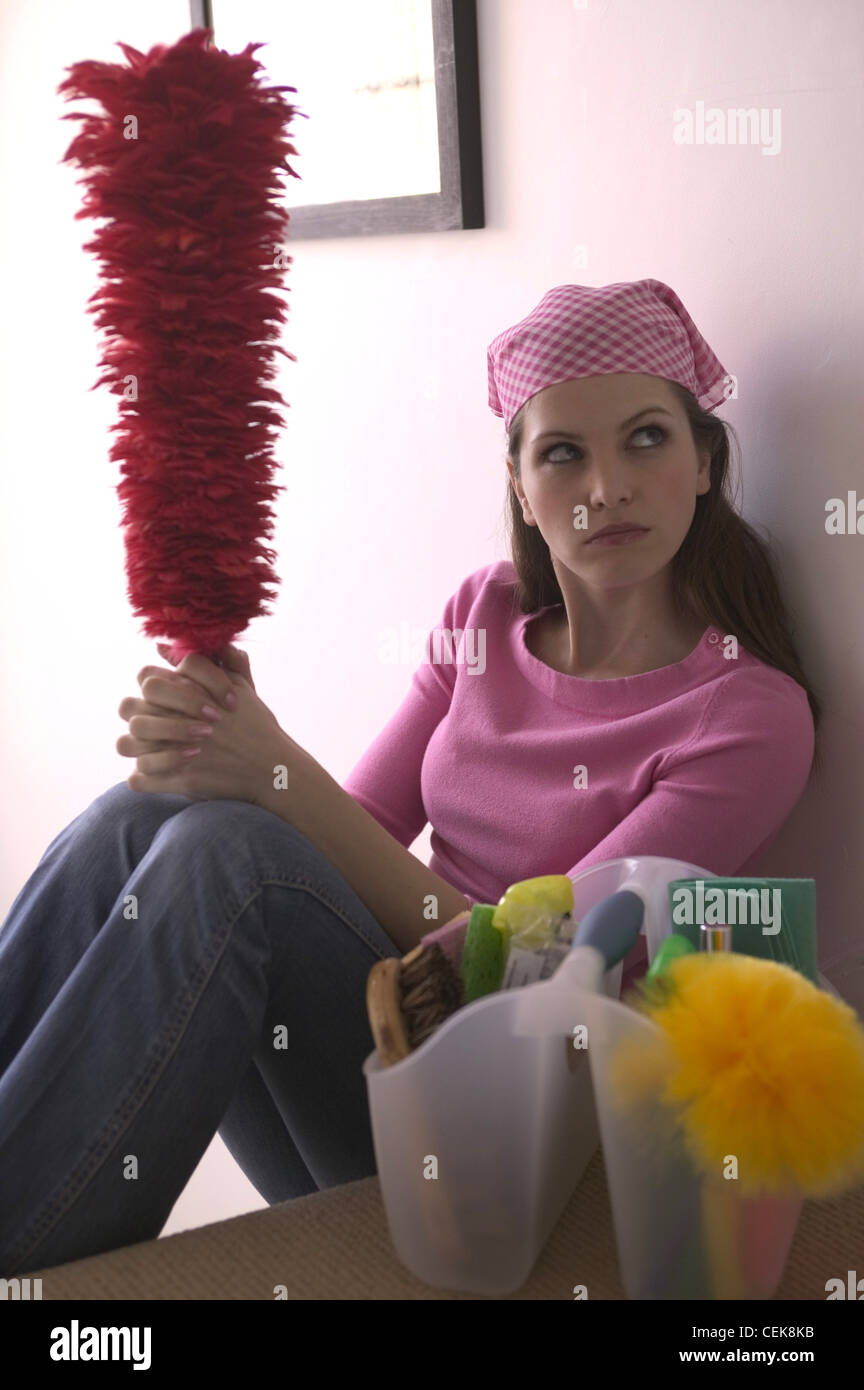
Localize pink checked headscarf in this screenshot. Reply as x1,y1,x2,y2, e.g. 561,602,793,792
487,279,730,434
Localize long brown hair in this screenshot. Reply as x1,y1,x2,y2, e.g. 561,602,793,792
503,381,823,774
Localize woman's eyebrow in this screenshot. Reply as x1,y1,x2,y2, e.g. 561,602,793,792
529,406,674,444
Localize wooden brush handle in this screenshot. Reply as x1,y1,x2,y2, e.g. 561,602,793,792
366,958,411,1067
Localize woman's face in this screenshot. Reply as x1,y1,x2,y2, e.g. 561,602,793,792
507,373,711,593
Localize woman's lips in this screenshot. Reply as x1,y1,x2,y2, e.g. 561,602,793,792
587,527,650,547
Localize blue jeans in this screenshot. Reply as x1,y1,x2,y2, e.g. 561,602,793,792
0,781,402,1276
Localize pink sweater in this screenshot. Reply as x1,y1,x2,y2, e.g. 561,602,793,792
342,559,815,916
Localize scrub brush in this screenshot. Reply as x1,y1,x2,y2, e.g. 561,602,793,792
366,942,465,1068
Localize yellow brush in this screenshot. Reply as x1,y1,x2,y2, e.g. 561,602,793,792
613,950,864,1197
609,949,864,1297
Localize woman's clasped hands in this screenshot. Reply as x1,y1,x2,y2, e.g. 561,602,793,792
116,642,298,807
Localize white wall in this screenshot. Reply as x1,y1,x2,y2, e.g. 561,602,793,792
2,0,862,1238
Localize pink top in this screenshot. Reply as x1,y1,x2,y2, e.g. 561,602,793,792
342,559,816,913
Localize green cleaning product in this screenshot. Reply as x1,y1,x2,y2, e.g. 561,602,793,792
459,905,508,1003
666,878,817,985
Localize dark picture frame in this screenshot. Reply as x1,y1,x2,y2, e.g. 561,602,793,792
189,0,484,239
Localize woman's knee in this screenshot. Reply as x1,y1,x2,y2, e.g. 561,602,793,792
162,797,288,845
86,780,192,832
157,797,313,867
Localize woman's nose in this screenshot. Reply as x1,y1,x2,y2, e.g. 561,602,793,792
583,463,633,506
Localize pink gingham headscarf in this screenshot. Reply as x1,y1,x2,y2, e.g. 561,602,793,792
487,279,730,433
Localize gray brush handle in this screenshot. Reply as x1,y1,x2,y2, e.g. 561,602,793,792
571,890,644,969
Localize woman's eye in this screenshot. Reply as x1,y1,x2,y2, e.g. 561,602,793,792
542,425,667,462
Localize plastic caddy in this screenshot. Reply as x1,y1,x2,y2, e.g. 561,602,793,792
362,855,763,1296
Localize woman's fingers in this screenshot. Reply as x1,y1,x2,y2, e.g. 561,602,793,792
127,712,215,744
141,654,236,712
157,641,256,693
217,643,256,692
129,746,203,776
116,696,219,758
116,731,205,758
121,675,223,724
117,725,204,762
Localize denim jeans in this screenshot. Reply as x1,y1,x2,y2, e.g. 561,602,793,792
0,781,402,1276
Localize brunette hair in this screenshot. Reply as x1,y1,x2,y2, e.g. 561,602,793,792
504,381,823,773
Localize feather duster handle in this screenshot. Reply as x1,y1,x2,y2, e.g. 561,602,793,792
58,29,306,661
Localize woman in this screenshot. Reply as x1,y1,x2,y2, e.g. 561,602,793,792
0,279,820,1276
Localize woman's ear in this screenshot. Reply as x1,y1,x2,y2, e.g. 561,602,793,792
506,457,524,505
696,448,712,493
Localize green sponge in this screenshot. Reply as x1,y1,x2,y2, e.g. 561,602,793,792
460,905,507,1003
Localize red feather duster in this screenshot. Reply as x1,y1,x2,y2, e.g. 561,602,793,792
58,27,305,663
